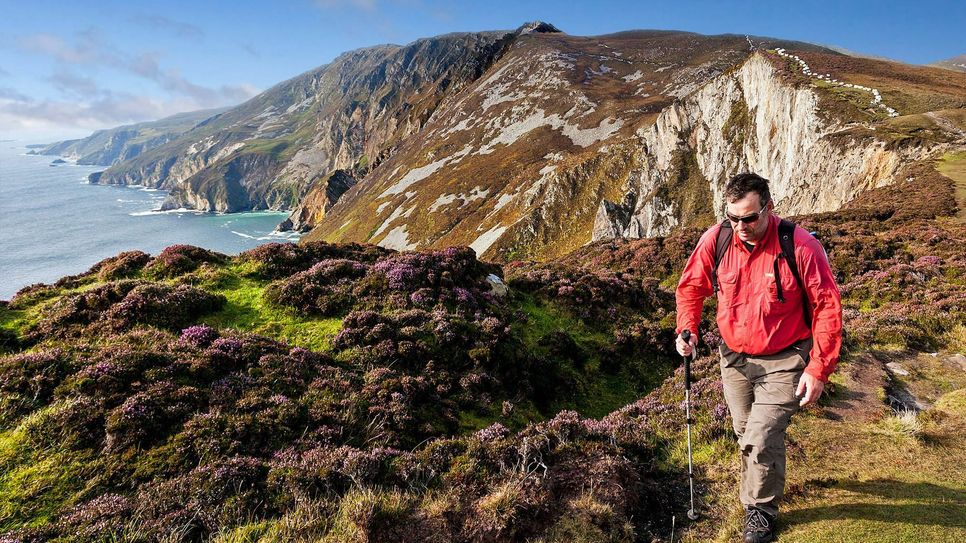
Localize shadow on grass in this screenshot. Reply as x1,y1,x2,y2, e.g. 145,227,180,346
784,478,966,529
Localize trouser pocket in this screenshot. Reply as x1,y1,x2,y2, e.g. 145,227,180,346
789,337,813,370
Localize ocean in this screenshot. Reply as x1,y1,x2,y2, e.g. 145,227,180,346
0,144,301,299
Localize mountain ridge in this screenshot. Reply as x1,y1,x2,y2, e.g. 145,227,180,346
28,108,228,166
36,25,966,263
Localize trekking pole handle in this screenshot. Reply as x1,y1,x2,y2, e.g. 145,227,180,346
681,330,693,391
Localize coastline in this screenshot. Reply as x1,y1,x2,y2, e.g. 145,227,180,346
0,145,301,299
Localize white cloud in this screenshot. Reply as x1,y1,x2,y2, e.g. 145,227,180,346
47,70,100,97
0,89,236,141
17,29,257,107
7,28,261,138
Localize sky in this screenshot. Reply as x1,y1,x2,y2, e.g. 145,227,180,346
1,0,963,143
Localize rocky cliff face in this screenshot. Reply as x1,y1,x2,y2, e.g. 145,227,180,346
282,170,359,232
593,53,940,239
301,31,837,259
91,30,516,215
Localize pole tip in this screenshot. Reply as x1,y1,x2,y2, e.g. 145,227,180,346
687,510,699,521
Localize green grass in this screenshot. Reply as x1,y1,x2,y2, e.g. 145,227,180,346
509,293,671,419
451,293,674,434
212,520,274,543
199,272,342,352
749,357,964,542
0,407,95,531
0,308,28,336
457,399,545,434
779,479,966,542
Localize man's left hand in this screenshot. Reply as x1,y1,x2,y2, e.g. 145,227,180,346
796,372,825,407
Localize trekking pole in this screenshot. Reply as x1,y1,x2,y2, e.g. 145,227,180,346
681,329,700,521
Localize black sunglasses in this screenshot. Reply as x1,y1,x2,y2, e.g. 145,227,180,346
726,204,768,224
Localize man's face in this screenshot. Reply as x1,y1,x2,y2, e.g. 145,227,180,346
725,192,771,244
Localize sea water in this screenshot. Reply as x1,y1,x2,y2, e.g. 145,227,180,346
0,144,301,299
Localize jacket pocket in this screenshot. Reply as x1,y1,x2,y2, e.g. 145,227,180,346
717,270,738,306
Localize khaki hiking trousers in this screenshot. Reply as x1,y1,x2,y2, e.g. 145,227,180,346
719,337,812,517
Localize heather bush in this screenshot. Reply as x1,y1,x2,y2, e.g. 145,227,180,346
296,240,391,268
105,283,225,331
172,411,255,465
267,446,405,506
369,247,501,309
238,242,309,278
145,244,228,278
133,455,268,540
25,396,105,450
262,245,502,318
69,347,174,406
89,250,151,281
0,348,74,422
253,347,333,395
28,280,143,337
8,283,64,309
240,240,391,279
56,493,132,540
506,263,673,321
104,381,202,451
265,258,370,315
179,324,219,348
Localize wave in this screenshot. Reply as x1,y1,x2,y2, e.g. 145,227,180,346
129,207,204,217
230,230,302,241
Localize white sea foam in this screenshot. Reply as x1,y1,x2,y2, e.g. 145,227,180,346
230,230,301,241
128,208,203,217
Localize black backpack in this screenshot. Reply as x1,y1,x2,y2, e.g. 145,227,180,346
711,219,813,328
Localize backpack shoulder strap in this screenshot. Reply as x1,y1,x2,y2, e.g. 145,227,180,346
777,219,812,328
712,220,733,294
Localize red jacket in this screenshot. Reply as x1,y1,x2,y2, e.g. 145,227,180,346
675,214,843,382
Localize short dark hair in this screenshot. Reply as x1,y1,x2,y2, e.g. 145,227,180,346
725,173,771,205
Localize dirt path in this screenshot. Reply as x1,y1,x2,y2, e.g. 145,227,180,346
819,351,889,423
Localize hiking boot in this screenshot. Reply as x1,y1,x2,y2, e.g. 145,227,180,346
743,507,775,543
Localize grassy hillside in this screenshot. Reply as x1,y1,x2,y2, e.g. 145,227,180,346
1,159,964,541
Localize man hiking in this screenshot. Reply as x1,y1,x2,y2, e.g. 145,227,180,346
674,173,842,543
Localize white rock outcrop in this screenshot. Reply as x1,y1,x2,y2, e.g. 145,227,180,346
594,52,928,240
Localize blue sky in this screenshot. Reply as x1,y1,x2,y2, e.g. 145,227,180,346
1,0,963,142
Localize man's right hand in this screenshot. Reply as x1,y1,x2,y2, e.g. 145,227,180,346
675,332,698,357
